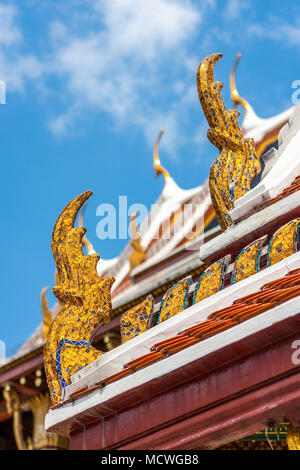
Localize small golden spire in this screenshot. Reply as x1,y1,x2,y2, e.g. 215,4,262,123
78,202,95,254
41,287,52,340
129,212,140,241
153,129,170,181
230,52,250,111
129,212,146,271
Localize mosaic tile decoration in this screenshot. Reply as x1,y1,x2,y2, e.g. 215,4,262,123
157,276,192,324
120,295,154,344
193,255,231,305
44,191,115,405
267,219,300,267
231,236,267,284
197,53,261,230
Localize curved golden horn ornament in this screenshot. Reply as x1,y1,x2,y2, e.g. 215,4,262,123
44,191,115,405
78,202,95,253
197,53,260,230
51,191,92,288
130,212,140,240
129,212,146,271
153,128,170,181
230,52,250,111
41,287,52,340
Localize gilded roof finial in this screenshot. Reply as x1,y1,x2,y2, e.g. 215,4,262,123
129,212,146,271
230,52,250,111
78,202,96,254
41,287,53,340
153,129,170,181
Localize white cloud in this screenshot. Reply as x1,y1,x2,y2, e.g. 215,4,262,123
0,4,21,46
248,18,300,48
0,0,216,157
94,0,201,59
48,106,77,135
46,0,203,153
0,4,43,92
0,53,42,92
281,20,300,46
223,0,250,21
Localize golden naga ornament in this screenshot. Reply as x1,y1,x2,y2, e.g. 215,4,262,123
44,191,115,405
78,202,96,254
197,53,261,230
230,52,250,112
153,128,170,181
129,212,146,271
41,287,53,340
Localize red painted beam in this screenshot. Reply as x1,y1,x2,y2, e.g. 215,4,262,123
68,322,300,449
0,353,43,385
118,371,300,450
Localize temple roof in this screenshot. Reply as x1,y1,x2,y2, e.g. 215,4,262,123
45,251,300,435
2,53,297,375
44,53,300,439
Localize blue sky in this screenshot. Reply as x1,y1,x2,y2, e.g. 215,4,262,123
1,0,299,355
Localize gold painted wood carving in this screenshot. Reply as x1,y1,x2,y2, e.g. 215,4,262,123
157,276,191,324
232,236,267,284
193,255,230,305
197,53,261,230
120,295,154,343
3,386,27,450
3,387,67,450
44,191,115,405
